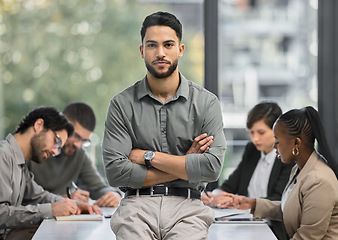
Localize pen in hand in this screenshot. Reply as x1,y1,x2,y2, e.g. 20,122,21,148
66,181,78,199
66,186,81,206
67,182,90,203
202,189,217,207
71,181,79,191
66,186,72,199
65,186,79,215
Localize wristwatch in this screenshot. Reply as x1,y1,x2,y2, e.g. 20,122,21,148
144,150,155,168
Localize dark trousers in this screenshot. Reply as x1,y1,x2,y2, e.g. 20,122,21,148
268,220,289,240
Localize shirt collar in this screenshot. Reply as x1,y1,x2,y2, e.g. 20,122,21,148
137,72,189,102
260,149,276,164
6,134,25,165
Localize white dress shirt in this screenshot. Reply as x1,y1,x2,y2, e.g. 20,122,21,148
247,150,276,198
281,168,299,212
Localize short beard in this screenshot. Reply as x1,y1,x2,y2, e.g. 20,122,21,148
30,131,46,164
62,142,77,156
145,58,178,79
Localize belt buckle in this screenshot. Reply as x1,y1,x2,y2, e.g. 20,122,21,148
150,185,168,197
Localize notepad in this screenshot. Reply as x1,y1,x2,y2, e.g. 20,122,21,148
55,214,103,221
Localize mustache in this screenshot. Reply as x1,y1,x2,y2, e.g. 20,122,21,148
152,58,171,64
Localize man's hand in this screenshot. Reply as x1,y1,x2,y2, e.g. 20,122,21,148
128,133,213,181
71,189,90,203
94,192,121,207
128,133,213,166
186,133,213,154
51,198,78,217
77,202,102,215
129,149,146,165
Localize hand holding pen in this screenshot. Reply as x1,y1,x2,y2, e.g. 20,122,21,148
201,189,235,208
64,183,102,216
66,181,90,203
52,198,79,216
201,189,214,206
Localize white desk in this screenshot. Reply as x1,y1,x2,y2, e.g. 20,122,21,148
32,217,115,240
32,208,277,240
209,224,277,240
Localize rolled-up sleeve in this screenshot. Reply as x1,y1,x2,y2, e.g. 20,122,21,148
102,97,148,189
185,97,226,183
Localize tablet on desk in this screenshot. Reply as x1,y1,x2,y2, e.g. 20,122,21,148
214,217,267,224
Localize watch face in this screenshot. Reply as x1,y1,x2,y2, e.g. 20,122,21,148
145,151,154,160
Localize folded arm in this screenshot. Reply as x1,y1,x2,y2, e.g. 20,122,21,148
102,96,226,188
129,133,215,185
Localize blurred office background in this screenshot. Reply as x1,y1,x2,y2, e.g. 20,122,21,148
0,0,337,184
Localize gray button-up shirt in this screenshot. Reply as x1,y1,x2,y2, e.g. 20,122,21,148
28,148,122,200
102,74,226,192
0,134,63,233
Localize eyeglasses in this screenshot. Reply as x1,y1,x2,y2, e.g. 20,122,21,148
73,132,91,147
54,132,62,155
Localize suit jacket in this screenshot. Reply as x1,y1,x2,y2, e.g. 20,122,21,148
220,142,294,200
254,151,338,239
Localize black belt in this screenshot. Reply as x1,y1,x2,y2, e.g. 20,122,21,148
125,186,200,199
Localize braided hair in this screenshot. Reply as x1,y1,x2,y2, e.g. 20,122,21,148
278,106,338,179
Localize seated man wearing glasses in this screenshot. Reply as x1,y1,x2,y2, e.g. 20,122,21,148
28,102,122,207
0,106,101,240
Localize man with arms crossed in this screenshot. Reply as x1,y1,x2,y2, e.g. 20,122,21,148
29,102,122,207
102,11,226,239
0,107,101,240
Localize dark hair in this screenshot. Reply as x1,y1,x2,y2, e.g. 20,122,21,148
15,106,74,137
140,11,182,43
246,101,282,129
62,102,96,132
278,106,338,178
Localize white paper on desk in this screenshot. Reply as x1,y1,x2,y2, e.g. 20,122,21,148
55,214,103,221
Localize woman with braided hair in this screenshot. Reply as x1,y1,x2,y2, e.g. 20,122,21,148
226,106,338,240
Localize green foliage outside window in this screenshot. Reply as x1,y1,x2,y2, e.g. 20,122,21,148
0,0,204,140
